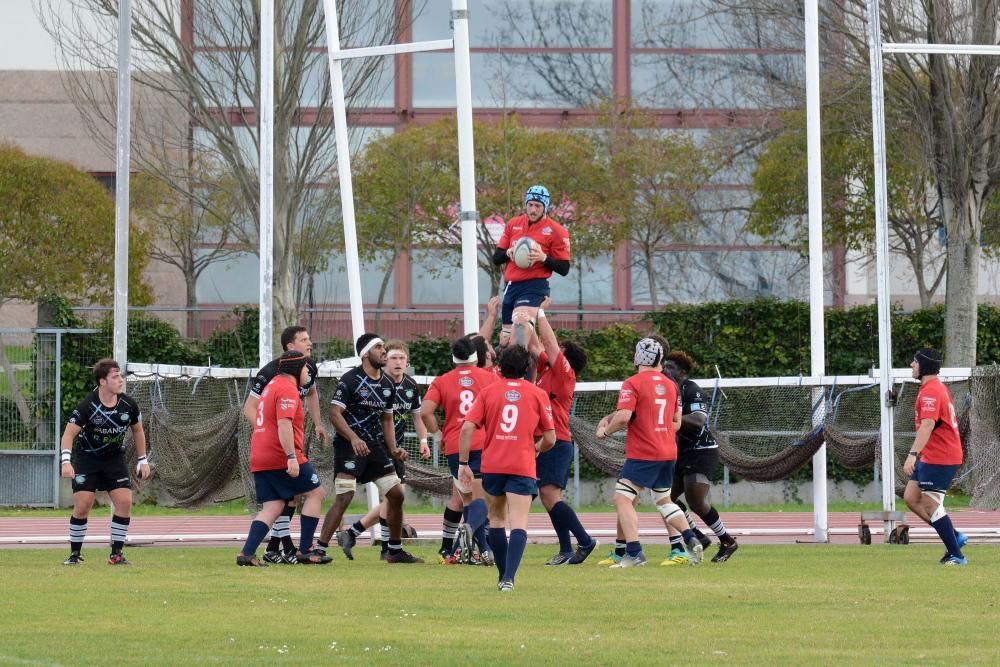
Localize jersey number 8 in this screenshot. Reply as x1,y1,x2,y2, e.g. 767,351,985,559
459,390,475,415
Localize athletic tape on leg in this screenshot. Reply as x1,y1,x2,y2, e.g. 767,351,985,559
334,477,357,495
374,474,401,497
615,480,638,501
924,491,946,522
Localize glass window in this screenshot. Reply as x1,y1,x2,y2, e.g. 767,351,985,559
631,248,834,305
631,0,802,50
414,52,611,108
193,52,256,108
414,0,612,48
192,0,254,47
631,53,803,109
410,249,496,304
307,252,396,305
548,254,614,305
196,251,260,303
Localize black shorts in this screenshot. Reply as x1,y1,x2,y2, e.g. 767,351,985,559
71,455,131,493
333,439,397,484
675,447,719,484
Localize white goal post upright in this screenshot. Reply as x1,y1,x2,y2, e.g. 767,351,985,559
113,0,132,371
804,0,828,543
452,1,481,334
259,0,275,366
864,0,897,538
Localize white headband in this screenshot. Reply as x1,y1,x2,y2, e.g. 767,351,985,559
358,337,384,360
452,350,478,364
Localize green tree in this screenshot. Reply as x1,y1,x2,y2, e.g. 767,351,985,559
131,158,245,313
592,101,715,309
748,72,954,308
354,122,458,324
0,143,151,423
353,117,614,299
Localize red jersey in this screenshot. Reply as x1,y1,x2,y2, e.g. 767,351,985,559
250,374,306,472
536,351,575,442
914,378,963,465
424,366,498,455
498,214,571,283
616,369,678,461
465,378,554,477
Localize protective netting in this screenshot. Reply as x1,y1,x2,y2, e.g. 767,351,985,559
967,365,1000,507
123,373,454,508
127,366,1000,509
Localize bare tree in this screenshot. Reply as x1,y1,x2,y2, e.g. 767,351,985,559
38,0,406,352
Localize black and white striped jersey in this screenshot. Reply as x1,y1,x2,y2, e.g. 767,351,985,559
389,374,423,444
68,391,142,459
331,366,395,446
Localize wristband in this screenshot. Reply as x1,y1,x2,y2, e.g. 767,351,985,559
286,453,296,460
458,461,470,466
419,438,428,444
908,451,919,457
137,456,148,464
60,449,72,463
537,308,545,318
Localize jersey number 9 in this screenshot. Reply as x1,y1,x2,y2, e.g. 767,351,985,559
501,404,519,433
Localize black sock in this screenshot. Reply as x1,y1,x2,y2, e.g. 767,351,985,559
614,540,626,557
349,521,365,537
388,539,402,553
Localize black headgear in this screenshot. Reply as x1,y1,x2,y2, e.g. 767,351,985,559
278,350,308,378
914,348,942,379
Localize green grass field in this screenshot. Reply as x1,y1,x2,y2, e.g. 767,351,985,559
1,544,996,665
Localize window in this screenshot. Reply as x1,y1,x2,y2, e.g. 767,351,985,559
410,249,495,304
414,52,611,108
413,0,613,48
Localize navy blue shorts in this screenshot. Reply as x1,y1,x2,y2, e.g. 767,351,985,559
620,458,675,490
536,440,573,489
447,450,483,479
253,462,321,503
910,461,960,494
501,278,550,325
482,473,537,497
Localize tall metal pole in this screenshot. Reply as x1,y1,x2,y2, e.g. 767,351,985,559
258,0,275,366
451,0,480,334
113,0,132,370
321,0,367,344
804,0,828,542
865,0,898,530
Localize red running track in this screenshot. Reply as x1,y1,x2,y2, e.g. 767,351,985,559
1,510,998,549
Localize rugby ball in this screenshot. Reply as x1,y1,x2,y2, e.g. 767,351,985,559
512,237,537,269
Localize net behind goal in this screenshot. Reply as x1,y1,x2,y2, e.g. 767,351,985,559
122,362,1000,509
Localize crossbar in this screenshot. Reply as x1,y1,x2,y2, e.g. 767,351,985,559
883,42,1000,56
331,39,454,60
